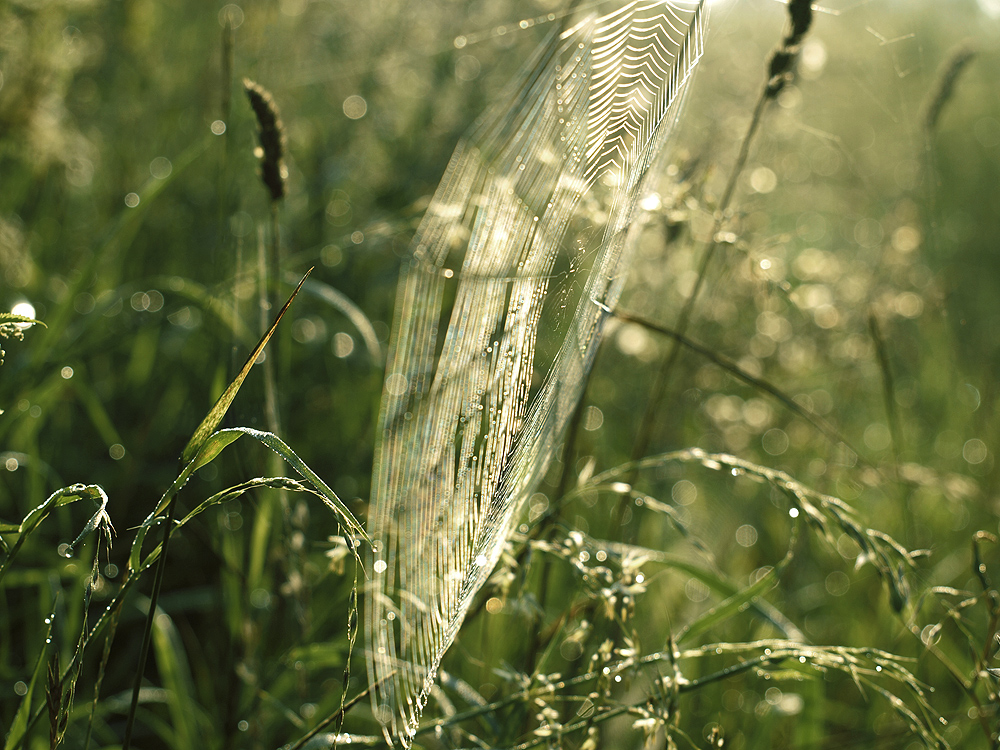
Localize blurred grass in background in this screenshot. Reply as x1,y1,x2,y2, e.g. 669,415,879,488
1,0,999,747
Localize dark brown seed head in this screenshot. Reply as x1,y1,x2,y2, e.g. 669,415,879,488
243,78,287,202
787,0,813,45
765,0,815,98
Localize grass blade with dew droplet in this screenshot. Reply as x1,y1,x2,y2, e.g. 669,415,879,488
0,484,108,587
4,603,57,750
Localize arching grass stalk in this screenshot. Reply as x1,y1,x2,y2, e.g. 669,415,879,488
626,0,816,496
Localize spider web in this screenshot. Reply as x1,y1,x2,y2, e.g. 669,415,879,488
365,2,707,744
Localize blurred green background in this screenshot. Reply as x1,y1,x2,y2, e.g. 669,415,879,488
1,0,999,747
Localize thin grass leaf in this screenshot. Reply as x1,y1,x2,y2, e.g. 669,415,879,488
70,379,127,451
175,476,310,533
179,267,311,466
150,275,256,346
610,306,861,459
128,466,199,574
64,487,112,558
130,429,367,576
4,604,55,750
151,611,204,750
0,484,108,586
200,428,369,544
32,135,213,369
17,484,102,534
83,603,120,750
295,275,383,363
675,543,795,645
46,651,65,749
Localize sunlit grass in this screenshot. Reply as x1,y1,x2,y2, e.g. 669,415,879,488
0,0,998,748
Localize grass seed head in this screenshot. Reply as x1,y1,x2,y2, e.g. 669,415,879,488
243,78,287,201
924,41,976,132
766,0,814,98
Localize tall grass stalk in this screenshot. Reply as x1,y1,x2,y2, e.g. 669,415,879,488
629,0,814,474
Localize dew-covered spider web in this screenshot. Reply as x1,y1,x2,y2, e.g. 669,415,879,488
365,1,707,743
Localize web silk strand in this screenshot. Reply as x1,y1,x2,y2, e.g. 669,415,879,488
365,2,707,744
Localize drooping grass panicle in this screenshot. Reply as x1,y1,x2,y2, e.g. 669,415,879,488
582,448,918,611
0,312,44,367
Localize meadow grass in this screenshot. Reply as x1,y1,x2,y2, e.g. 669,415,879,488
1,0,999,748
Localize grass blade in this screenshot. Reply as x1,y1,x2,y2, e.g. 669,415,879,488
179,267,312,466
4,603,55,750
206,427,369,545
676,544,795,645
0,484,108,587
297,275,383,364
610,307,861,459
151,610,202,750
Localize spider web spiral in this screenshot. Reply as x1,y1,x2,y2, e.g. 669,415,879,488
365,3,706,744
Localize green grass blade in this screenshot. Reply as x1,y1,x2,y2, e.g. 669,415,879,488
128,466,198,574
610,308,861,460
214,427,369,545
0,484,107,587
64,486,111,557
70,379,127,452
4,604,55,750
150,275,256,347
179,268,312,466
676,545,794,645
173,477,307,539
190,429,243,472
298,275,383,363
151,610,202,750
30,135,213,370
